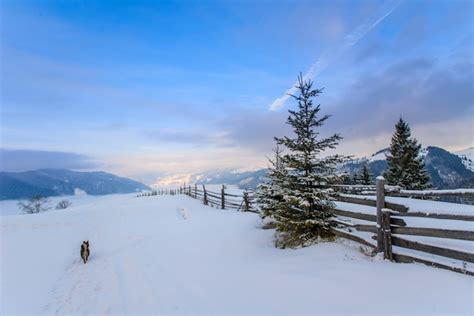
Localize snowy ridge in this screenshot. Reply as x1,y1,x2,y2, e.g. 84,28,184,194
367,148,389,162
153,169,267,190
152,173,197,187
454,147,474,172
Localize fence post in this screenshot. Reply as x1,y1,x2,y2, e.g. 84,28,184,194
382,208,393,260
376,176,386,253
243,192,249,212
194,184,197,199
203,185,208,205
188,185,191,196
221,185,225,209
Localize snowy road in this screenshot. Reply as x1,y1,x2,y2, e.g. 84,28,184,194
1,194,473,315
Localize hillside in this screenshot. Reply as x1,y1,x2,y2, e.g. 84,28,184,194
1,193,472,315
0,169,150,200
454,147,474,172
341,146,474,189
154,169,268,190
165,146,474,190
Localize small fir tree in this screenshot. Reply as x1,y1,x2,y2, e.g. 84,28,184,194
351,173,359,185
273,74,346,248
341,173,352,185
256,145,288,219
358,165,371,185
384,118,430,189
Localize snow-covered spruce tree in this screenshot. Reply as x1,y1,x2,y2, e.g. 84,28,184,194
273,74,346,248
384,118,430,190
341,173,352,185
357,165,371,185
256,145,287,220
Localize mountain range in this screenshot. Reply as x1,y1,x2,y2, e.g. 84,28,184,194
0,169,151,200
3,146,471,200
340,146,474,189
153,146,474,190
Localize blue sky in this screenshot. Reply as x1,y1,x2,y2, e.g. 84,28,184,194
1,0,473,182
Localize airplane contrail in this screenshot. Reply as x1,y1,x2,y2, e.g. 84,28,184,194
269,0,402,111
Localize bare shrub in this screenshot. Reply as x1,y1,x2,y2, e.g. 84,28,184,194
56,199,72,210
17,196,51,214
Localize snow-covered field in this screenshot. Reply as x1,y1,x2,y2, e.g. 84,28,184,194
1,194,473,315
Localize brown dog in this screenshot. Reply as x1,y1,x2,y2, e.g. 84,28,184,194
80,240,90,264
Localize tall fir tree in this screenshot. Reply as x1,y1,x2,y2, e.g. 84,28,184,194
357,165,371,185
272,74,346,248
384,118,431,189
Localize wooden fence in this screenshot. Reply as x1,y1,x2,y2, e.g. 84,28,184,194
331,177,474,276
178,184,259,213
150,180,473,276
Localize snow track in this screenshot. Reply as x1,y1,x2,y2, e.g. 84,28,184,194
177,206,189,220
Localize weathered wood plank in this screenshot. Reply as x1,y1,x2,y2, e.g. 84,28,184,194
391,226,474,241
392,252,474,276
332,219,378,233
376,177,385,252
221,185,225,210
331,229,376,249
332,208,376,222
337,195,375,207
205,192,221,199
225,201,241,208
391,236,474,263
389,189,474,198
382,209,393,260
331,208,406,226
337,195,409,213
202,185,208,205
392,212,474,222
223,192,241,198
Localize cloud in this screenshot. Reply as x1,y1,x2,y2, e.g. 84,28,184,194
103,147,268,179
217,54,473,158
269,0,401,111
326,57,473,141
217,110,290,152
145,129,233,147
0,149,98,172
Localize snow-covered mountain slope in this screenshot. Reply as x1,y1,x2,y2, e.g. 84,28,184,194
1,194,472,315
367,148,389,162
340,146,474,189
151,173,198,187
454,147,474,172
154,146,473,190
154,169,267,190
0,169,151,200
